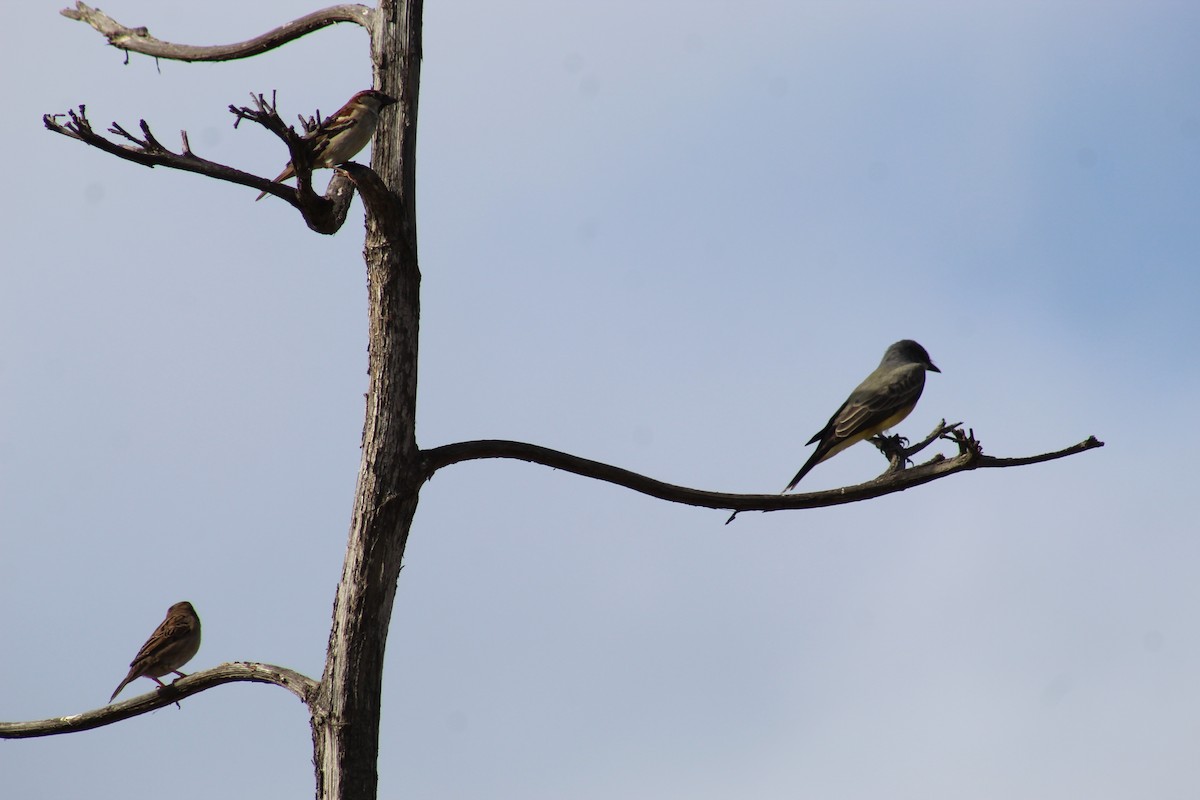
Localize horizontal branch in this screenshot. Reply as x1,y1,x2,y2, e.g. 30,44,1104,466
43,101,355,235
0,662,317,740
61,2,373,62
420,427,1104,515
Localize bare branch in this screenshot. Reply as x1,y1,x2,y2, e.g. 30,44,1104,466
420,429,1104,516
900,419,963,460
43,102,355,235
866,419,962,471
978,435,1104,468
0,662,317,740
60,2,374,62
229,92,317,198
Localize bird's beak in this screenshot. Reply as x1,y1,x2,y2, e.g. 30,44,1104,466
927,361,941,373
380,93,398,108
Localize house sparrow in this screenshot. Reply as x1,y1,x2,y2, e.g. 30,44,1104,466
256,89,397,200
109,601,202,702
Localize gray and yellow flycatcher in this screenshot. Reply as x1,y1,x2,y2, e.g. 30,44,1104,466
784,339,939,492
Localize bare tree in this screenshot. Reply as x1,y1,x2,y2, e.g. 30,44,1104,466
3,3,1103,799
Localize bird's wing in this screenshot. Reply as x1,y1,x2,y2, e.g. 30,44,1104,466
128,613,197,668
317,114,357,137
307,114,358,162
831,364,926,441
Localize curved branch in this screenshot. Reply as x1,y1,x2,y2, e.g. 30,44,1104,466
61,2,374,62
0,662,317,740
420,429,1105,514
337,162,402,227
43,102,355,235
337,162,412,257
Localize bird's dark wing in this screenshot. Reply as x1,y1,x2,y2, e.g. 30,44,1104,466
830,364,926,442
128,612,198,668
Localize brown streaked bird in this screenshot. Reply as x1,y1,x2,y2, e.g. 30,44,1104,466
255,89,397,201
109,601,202,703
783,339,940,492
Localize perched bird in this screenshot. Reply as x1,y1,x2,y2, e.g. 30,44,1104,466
109,601,202,703
256,89,397,200
783,339,940,492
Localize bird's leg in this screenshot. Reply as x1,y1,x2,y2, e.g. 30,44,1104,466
154,675,185,709
172,670,189,679
870,433,910,472
870,432,909,454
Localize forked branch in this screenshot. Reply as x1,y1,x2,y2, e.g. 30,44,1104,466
43,98,358,234
61,2,374,62
420,423,1104,515
0,662,318,740
869,418,963,466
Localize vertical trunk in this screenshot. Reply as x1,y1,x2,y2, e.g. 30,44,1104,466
311,1,423,799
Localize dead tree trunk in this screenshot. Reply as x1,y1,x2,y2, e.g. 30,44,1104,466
311,3,424,799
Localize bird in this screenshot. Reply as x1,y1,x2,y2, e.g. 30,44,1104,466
256,89,397,200
783,339,940,492
109,601,202,703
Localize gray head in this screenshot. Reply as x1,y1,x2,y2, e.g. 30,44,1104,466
881,339,940,372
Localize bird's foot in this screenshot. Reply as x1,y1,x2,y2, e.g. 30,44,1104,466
870,433,909,460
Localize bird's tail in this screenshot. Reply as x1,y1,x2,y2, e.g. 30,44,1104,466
256,165,295,201
109,671,136,703
783,448,825,493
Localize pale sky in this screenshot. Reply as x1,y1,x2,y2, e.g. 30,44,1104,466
3,1,1199,798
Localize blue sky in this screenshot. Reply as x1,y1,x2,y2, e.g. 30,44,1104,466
3,1,1199,797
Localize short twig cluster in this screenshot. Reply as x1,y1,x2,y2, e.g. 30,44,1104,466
228,91,309,162
868,418,969,475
